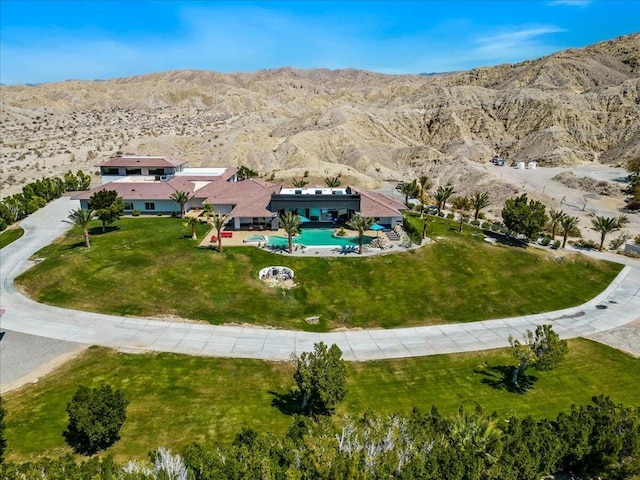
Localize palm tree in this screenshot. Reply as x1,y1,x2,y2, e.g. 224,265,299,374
433,185,455,214
451,196,472,233
324,174,342,188
279,211,302,253
346,213,374,254
548,209,566,240
417,175,432,203
591,216,620,251
182,216,200,240
64,208,95,247
449,407,502,463
210,212,229,252
560,215,579,248
170,191,193,217
470,191,490,220
398,180,419,204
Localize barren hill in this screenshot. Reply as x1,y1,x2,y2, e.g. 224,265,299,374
1,33,638,201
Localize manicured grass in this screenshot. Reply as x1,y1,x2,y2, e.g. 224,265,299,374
0,226,24,249
16,217,621,331
3,339,638,462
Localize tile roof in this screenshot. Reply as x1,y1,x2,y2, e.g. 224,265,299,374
351,188,407,218
73,181,179,201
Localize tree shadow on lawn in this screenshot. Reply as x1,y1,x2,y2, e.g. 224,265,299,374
474,363,538,394
88,225,120,235
481,230,528,249
269,389,303,416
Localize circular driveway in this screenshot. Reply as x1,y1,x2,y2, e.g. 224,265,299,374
1,197,639,366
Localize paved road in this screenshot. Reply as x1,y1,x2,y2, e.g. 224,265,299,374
1,197,639,373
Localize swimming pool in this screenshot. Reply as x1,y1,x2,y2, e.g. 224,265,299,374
244,234,267,243
267,229,373,247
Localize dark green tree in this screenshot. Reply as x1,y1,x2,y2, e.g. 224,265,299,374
398,180,419,204
88,189,124,232
502,194,548,242
64,208,95,247
293,342,347,415
65,384,128,454
169,190,193,217
279,211,301,253
433,185,455,214
346,213,374,254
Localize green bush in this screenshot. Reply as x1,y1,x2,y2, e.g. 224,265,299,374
446,213,454,219
470,219,481,226
552,240,561,250
132,210,141,217
634,234,640,246
574,239,599,250
540,236,552,246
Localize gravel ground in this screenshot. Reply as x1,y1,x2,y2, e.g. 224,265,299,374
0,328,85,393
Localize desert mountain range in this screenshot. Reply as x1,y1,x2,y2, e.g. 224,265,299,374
1,33,638,208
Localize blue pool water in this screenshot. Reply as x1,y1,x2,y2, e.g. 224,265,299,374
245,234,267,242
267,229,373,247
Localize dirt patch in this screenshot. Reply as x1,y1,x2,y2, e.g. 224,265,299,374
552,172,621,195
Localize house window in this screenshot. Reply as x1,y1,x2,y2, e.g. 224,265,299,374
294,189,302,195
123,202,134,210
315,189,322,195
101,167,119,175
149,168,165,175
126,168,142,175
145,202,155,211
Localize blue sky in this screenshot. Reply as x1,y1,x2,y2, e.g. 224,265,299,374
1,0,638,85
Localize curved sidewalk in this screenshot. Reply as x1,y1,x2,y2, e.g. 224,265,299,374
1,197,639,361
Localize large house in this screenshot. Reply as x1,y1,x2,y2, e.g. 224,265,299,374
75,156,406,229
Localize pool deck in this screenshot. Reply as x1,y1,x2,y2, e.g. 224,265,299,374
199,227,423,256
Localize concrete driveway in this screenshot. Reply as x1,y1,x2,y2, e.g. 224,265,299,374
1,196,639,389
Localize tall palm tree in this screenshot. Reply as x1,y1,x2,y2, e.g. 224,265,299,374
279,211,302,253
182,216,200,240
210,212,229,252
449,407,502,463
346,213,374,254
433,185,455,214
470,191,490,220
560,214,579,248
548,209,566,239
170,190,193,217
591,216,620,251
64,208,95,247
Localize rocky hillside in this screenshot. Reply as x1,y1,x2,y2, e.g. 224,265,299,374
1,33,638,197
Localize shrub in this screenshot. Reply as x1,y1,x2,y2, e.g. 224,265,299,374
132,210,141,216
446,213,454,219
335,227,346,237
552,240,561,250
481,221,492,230
470,219,481,226
540,236,552,246
634,234,640,246
574,239,599,250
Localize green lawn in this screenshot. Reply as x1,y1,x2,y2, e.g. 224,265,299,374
3,339,638,463
15,217,622,331
0,226,24,249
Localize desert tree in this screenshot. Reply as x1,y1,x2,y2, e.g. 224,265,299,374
279,211,301,253
346,213,375,254
64,208,95,247
508,325,568,385
292,342,347,415
170,190,193,217
560,214,579,248
292,178,309,188
398,180,419,204
470,191,490,220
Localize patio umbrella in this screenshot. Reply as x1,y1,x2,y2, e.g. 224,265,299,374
298,214,311,223
370,223,385,237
